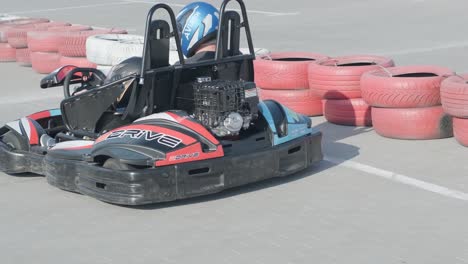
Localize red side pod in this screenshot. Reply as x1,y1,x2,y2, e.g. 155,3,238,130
27,110,50,121
19,117,44,146
94,116,224,167
95,124,197,145
27,119,39,145
27,109,61,121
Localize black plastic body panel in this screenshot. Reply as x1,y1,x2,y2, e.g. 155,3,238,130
0,142,44,175
43,132,322,205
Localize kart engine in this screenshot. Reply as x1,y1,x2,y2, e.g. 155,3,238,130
193,79,259,137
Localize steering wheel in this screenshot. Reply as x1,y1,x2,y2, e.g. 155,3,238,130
63,68,107,98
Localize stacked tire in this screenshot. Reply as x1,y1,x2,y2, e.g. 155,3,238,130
441,74,468,146
254,52,328,116
0,14,24,22
58,29,127,69
11,22,73,71
308,55,394,126
86,34,144,74
28,24,92,74
0,42,16,62
361,65,454,140
0,18,50,65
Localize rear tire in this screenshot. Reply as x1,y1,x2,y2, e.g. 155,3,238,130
2,131,28,150
103,158,135,171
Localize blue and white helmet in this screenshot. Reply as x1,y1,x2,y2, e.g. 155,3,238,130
176,2,220,57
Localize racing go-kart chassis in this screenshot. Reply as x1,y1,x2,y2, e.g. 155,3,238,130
0,0,323,205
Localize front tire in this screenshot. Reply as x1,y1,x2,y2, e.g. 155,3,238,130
103,158,135,171
1,131,29,151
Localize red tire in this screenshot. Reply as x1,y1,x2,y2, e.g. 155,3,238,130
58,29,127,57
254,52,329,90
28,25,92,52
324,98,372,126
361,65,454,108
15,48,31,66
0,18,50,42
0,43,16,62
453,117,468,147
59,56,97,68
31,52,61,74
372,106,453,140
308,55,394,99
48,25,92,32
258,88,323,116
0,17,25,25
6,22,70,48
440,74,468,118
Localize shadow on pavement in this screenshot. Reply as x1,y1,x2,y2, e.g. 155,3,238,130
133,141,360,210
132,115,371,210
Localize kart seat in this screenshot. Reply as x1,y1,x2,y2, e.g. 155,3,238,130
125,6,255,119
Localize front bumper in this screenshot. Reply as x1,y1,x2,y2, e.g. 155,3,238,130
0,142,44,175
44,132,323,205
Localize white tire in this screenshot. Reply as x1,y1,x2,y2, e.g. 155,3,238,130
97,64,113,76
86,34,144,66
240,47,270,56
0,14,25,21
170,37,177,51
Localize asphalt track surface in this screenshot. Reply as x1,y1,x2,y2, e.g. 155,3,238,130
1,0,468,263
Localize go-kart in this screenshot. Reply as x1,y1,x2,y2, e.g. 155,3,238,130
0,0,323,205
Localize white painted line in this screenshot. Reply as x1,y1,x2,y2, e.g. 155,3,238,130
124,0,300,16
7,2,138,15
325,156,468,201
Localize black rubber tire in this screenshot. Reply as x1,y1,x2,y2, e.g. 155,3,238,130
103,158,135,171
2,130,28,150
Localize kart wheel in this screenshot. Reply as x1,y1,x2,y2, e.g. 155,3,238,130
324,98,372,127
103,158,135,171
59,29,127,57
308,55,394,99
372,106,453,140
254,52,329,90
441,74,468,118
361,65,454,108
2,131,28,151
